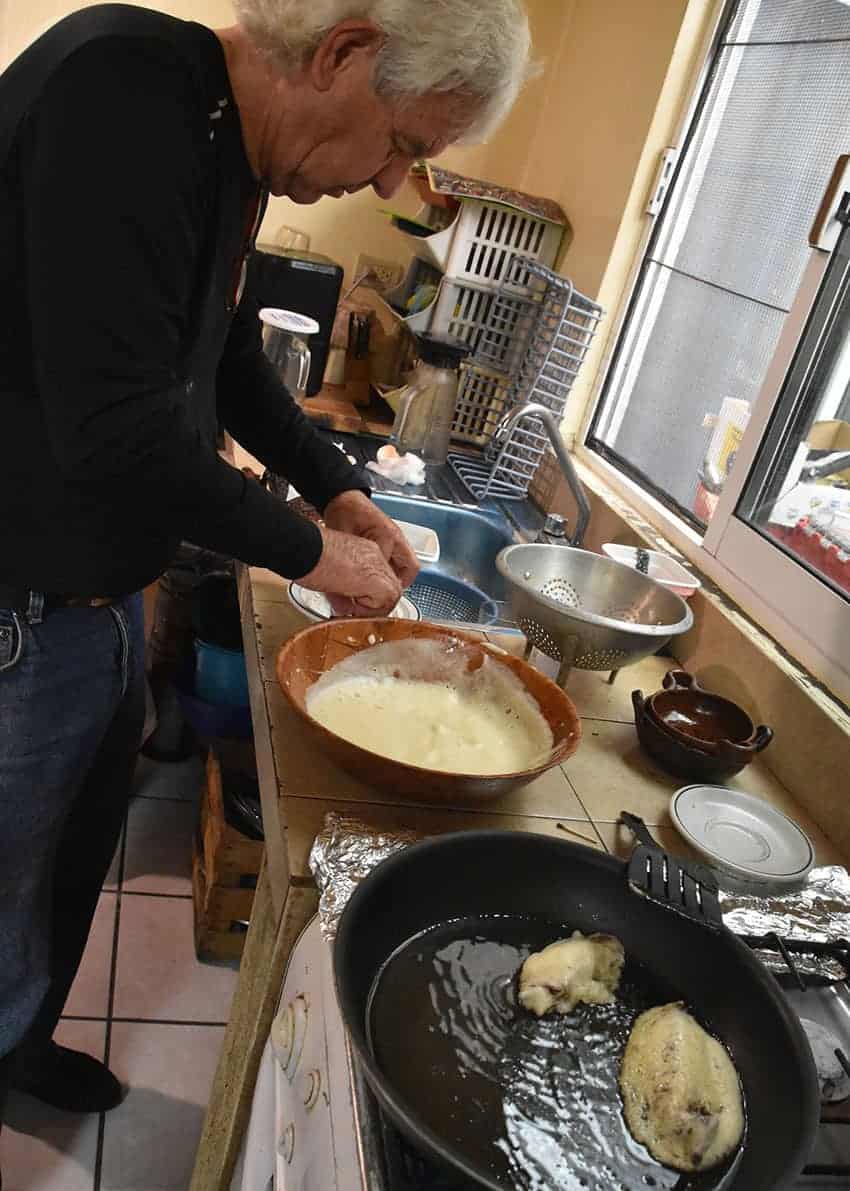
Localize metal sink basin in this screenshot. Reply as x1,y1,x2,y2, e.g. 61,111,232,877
372,493,517,620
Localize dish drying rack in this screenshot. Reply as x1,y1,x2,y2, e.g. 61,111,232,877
447,255,602,501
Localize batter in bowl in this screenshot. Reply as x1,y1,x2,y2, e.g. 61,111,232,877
305,639,553,774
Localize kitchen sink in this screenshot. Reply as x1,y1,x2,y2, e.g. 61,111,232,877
371,492,518,620
312,431,540,628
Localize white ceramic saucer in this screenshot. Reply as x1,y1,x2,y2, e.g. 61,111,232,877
670,784,814,888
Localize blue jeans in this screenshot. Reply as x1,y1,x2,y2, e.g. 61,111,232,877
0,592,144,1062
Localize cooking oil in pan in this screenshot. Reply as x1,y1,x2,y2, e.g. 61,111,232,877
368,915,743,1191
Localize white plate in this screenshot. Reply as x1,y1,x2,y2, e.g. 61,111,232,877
670,784,814,886
601,543,701,597
288,584,420,623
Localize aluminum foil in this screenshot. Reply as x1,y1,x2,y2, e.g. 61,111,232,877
719,865,850,980
310,816,850,981
309,813,418,941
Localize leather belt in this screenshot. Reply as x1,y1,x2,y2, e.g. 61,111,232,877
0,585,116,614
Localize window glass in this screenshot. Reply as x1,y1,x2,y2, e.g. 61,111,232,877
589,0,850,528
738,220,850,599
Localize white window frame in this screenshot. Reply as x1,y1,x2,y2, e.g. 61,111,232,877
577,0,850,708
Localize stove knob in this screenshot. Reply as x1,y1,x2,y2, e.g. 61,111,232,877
285,994,309,1082
270,1003,294,1069
278,1122,295,1165
302,1069,321,1110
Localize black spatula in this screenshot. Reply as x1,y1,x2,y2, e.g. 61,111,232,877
620,811,723,929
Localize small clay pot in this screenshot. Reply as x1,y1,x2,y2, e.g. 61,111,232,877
645,670,773,764
633,689,762,782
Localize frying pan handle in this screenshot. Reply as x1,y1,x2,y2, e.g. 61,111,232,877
662,668,700,692
618,811,660,852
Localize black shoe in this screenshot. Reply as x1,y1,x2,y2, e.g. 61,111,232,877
11,1043,124,1113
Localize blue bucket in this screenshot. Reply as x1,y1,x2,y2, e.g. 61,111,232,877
193,637,250,708
175,658,253,742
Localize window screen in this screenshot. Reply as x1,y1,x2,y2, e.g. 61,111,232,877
588,0,850,528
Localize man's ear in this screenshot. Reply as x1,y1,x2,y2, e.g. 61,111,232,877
310,20,384,93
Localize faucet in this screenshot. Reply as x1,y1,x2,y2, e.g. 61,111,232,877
492,402,591,548
801,451,850,482
537,513,569,544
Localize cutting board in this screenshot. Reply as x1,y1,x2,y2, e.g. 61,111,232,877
300,385,364,433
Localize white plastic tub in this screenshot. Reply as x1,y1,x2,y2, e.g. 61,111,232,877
601,543,701,599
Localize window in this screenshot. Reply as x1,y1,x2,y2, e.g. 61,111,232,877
588,0,850,528
737,218,850,599
584,0,850,704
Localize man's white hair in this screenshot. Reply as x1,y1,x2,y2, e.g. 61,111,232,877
233,0,533,140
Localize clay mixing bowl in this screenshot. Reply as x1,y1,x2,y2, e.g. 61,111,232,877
276,618,582,802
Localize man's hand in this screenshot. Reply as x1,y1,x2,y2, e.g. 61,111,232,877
298,526,403,617
323,490,420,589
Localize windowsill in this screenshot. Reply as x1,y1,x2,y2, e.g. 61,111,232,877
533,449,850,861
571,442,850,705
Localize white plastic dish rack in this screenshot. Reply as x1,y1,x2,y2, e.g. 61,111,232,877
395,201,563,288
432,278,538,374
381,265,540,447
448,255,603,498
385,271,537,374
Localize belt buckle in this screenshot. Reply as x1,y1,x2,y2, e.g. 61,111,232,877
66,595,113,609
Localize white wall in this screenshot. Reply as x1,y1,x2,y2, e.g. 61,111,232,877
0,0,562,281
2,0,699,301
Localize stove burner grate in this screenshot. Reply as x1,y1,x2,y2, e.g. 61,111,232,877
743,933,850,1180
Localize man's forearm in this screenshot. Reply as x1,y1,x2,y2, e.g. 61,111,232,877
217,349,368,510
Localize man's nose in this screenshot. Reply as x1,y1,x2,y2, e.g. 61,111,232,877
371,157,411,200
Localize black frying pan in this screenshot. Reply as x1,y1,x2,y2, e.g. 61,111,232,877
334,828,818,1191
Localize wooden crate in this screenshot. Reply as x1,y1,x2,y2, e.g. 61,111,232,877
192,847,254,962
193,749,264,962
200,751,264,890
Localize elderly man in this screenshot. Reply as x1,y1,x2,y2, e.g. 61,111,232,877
0,0,531,1142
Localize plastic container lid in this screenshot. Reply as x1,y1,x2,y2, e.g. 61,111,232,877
258,307,320,336
415,332,471,369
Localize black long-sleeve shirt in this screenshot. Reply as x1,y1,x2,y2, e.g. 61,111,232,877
0,4,362,597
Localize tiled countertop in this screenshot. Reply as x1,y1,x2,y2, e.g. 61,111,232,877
242,564,846,903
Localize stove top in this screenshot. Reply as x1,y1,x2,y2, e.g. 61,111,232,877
349,934,850,1191
379,1115,478,1191
783,959,850,1185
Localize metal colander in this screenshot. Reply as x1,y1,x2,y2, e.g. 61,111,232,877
407,570,499,626
496,544,693,684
